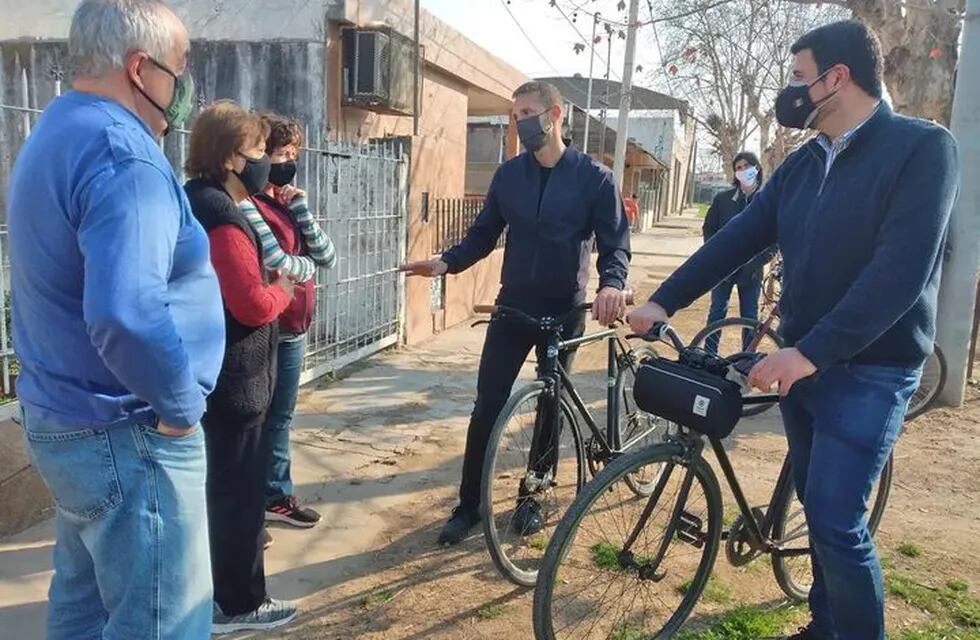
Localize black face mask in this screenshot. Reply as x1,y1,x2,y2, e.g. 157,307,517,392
775,68,838,130
268,161,297,187
516,111,552,152
234,153,271,196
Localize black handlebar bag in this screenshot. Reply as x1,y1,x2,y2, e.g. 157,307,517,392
633,358,744,439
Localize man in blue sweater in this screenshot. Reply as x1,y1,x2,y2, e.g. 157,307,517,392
629,21,958,640
7,1,224,638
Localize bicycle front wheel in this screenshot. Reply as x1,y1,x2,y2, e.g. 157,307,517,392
770,453,894,602
481,382,586,587
906,346,946,420
533,443,723,640
690,317,785,417
615,346,676,496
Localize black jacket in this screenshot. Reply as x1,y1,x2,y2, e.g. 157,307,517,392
442,145,631,300
703,186,772,280
184,179,278,426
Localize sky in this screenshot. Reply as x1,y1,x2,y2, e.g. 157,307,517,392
420,0,667,86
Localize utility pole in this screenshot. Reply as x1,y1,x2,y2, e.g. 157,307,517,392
413,0,421,136
598,35,613,161
938,0,980,405
583,13,600,155
613,0,640,190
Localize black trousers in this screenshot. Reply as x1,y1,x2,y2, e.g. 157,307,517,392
458,292,587,510
203,412,269,616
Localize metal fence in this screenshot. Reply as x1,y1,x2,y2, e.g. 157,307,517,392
0,97,409,398
429,196,501,255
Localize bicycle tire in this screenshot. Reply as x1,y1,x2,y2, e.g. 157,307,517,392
533,443,723,639
905,345,946,421
481,382,586,588
770,453,893,602
614,346,673,496
690,317,785,417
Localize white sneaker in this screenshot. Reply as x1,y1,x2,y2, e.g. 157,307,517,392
212,598,298,635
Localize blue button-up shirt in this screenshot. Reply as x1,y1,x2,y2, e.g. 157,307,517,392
7,92,225,429
817,102,882,176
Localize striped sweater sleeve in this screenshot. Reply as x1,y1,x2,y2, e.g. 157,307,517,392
238,199,317,283
288,196,337,269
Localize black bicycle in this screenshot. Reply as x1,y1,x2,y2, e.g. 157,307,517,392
475,300,674,588
532,323,893,639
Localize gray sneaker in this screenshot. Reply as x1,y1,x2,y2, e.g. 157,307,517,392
212,598,298,635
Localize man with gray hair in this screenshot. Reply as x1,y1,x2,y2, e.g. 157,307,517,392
7,1,225,638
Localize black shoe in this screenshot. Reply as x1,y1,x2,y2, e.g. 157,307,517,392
511,498,544,537
437,506,480,546
261,527,273,550
266,496,321,529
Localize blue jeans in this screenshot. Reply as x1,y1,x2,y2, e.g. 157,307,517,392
21,408,212,640
265,338,305,503
780,363,921,640
705,268,763,353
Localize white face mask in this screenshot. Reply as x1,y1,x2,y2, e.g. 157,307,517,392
735,166,759,187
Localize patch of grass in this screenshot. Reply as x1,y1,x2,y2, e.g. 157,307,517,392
527,534,549,551
949,580,971,593
610,624,647,640
678,577,731,604
694,202,710,219
896,623,980,640
880,555,898,571
676,604,801,640
592,541,621,571
476,603,504,620
360,589,397,609
886,572,980,629
897,542,924,559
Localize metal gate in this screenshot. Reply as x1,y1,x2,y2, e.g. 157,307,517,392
1,96,409,402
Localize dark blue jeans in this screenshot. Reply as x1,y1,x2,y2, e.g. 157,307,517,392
264,338,305,503
780,363,921,640
705,268,762,353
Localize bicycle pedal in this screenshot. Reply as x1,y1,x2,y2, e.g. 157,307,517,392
676,510,706,548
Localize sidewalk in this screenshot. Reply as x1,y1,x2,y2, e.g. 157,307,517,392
0,214,787,638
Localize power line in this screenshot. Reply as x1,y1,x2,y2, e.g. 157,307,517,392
499,0,563,75
549,1,623,81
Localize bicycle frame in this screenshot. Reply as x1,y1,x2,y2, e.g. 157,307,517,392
525,326,654,481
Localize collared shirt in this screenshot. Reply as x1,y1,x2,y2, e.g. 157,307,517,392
7,91,225,429
816,102,881,176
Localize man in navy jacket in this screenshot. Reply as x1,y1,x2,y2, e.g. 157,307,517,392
629,21,958,640
402,81,631,546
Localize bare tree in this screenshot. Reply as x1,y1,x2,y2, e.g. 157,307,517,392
649,0,846,178
788,0,964,125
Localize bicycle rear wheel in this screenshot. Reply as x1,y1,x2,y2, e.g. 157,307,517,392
533,443,723,640
770,453,893,602
614,346,676,496
481,382,586,587
906,346,946,420
690,317,785,417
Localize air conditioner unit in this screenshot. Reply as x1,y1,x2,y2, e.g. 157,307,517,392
342,27,416,116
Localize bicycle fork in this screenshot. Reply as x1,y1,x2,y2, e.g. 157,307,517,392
618,440,706,581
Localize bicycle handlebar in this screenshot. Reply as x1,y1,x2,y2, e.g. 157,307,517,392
629,322,767,374
473,290,635,326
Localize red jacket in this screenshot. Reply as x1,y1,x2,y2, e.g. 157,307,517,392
252,194,316,335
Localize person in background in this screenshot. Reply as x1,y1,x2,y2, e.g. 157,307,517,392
7,1,223,638
701,151,770,353
624,193,640,227
401,81,630,546
236,113,337,545
184,101,297,634
629,21,958,640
